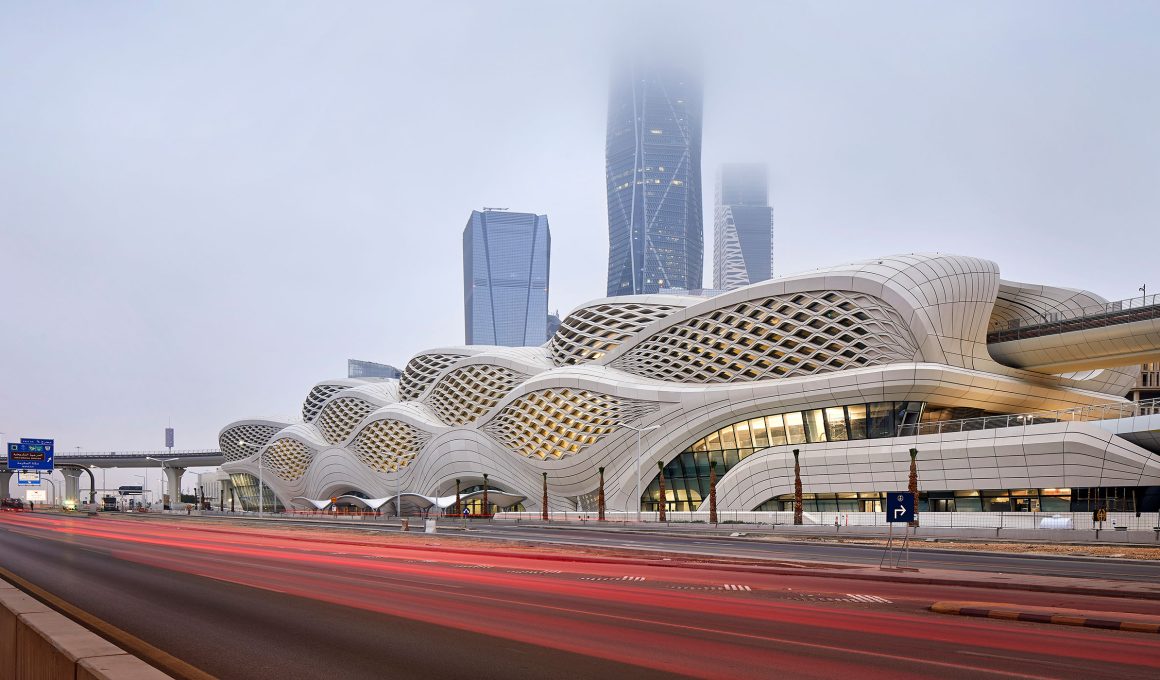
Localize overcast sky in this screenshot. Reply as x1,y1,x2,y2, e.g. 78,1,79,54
1,1,1158,490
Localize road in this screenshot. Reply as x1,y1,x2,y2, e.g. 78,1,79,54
459,523,1160,581
0,512,1158,680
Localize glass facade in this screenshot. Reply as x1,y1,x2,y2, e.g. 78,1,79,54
714,163,774,290
640,402,925,511
347,359,401,380
463,210,551,347
606,58,703,296
755,487,1144,513
229,473,284,513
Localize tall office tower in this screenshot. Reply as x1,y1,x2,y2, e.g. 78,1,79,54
605,57,704,296
714,163,774,290
347,359,401,380
463,209,551,347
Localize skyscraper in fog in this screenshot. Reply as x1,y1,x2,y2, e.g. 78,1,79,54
714,163,774,290
463,209,550,347
605,57,703,296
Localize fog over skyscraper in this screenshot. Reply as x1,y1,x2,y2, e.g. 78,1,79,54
463,209,550,347
714,163,774,290
605,56,703,296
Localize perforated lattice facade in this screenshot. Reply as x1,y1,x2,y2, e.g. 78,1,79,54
483,388,658,460
261,438,314,482
302,384,347,422
550,303,683,365
610,292,918,383
399,353,468,401
316,397,378,445
425,365,530,426
352,419,432,472
219,424,282,462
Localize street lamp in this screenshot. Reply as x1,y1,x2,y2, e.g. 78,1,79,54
146,456,178,511
619,421,660,522
238,441,264,517
132,474,146,510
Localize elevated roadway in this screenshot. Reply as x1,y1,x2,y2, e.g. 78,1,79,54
988,295,1160,373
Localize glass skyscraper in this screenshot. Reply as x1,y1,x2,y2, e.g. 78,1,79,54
463,210,550,347
605,58,704,296
713,163,774,290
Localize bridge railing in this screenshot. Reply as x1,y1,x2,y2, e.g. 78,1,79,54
899,397,1160,437
987,292,1160,343
53,449,222,459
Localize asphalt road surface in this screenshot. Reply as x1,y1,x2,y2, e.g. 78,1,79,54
1,512,1158,680
458,523,1160,581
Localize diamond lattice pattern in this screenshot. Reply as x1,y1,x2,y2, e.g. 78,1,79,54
550,303,683,366
316,397,378,445
261,438,314,482
610,292,918,383
302,384,347,422
425,365,530,426
219,425,282,462
399,353,468,401
352,419,432,473
483,388,658,460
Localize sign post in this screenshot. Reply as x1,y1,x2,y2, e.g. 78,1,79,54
16,472,41,486
6,439,54,472
880,491,916,570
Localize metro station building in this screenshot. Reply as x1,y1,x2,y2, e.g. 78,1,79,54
220,254,1160,516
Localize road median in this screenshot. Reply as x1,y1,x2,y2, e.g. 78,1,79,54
930,601,1160,633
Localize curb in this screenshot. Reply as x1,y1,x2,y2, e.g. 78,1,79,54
930,601,1160,633
0,566,215,680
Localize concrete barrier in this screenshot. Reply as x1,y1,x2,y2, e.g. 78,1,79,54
1,581,173,679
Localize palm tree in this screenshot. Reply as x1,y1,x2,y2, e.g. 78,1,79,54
657,461,667,522
708,460,718,525
793,448,803,525
482,473,489,519
541,472,549,521
597,467,605,521
908,448,919,527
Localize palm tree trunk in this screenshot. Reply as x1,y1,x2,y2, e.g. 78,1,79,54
541,472,549,521
908,448,919,527
709,460,718,525
656,461,667,522
793,448,803,525
597,467,605,521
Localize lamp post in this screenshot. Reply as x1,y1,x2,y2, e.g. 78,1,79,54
146,456,178,511
620,421,660,522
133,474,146,510
238,441,264,517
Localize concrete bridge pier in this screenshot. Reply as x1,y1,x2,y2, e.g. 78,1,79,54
165,467,186,509
0,471,11,499
61,468,82,506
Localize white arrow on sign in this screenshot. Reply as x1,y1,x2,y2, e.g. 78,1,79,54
893,507,907,519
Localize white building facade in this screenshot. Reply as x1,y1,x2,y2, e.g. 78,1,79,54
220,254,1160,516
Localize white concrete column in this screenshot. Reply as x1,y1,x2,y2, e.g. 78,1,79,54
61,468,82,506
0,471,12,499
165,467,186,509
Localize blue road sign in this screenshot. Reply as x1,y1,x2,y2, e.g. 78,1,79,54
6,440,54,471
886,491,916,523
16,472,40,486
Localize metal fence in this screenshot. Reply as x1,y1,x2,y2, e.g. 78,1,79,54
497,510,1160,532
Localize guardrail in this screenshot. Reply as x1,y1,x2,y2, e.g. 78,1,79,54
899,397,1160,437
987,293,1160,343
53,450,222,460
